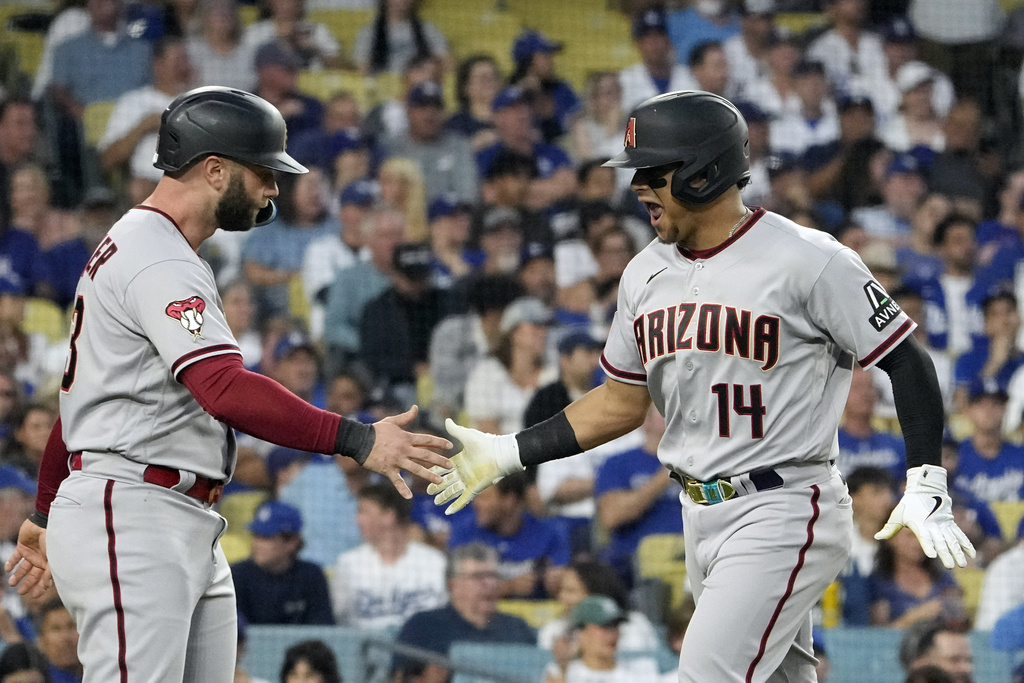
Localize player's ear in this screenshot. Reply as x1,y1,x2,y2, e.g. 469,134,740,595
200,155,229,191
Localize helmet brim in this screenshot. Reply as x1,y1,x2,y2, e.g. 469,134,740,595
602,147,692,170
259,151,309,175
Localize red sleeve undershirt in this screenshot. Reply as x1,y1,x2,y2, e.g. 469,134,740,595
34,354,342,515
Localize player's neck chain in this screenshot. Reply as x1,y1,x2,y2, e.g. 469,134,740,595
728,208,752,239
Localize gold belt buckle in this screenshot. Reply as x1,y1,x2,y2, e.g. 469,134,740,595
685,479,736,505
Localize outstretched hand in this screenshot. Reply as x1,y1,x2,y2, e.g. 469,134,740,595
5,518,52,599
361,405,453,499
427,419,524,515
875,464,976,569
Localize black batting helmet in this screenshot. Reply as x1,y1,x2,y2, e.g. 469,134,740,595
154,87,307,225
604,91,750,205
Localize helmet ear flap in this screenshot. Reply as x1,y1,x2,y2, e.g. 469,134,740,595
670,162,717,205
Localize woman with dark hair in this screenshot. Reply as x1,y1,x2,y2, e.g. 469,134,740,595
447,55,502,150
868,527,964,628
279,639,342,683
538,559,660,654
353,0,450,76
0,642,51,683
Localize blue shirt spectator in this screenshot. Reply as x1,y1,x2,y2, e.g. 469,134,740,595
392,543,535,678
837,430,907,482
252,42,324,140
0,228,53,299
666,4,740,66
594,408,683,588
476,140,572,182
954,438,1024,503
44,239,91,308
450,473,570,600
50,31,152,107
230,501,334,625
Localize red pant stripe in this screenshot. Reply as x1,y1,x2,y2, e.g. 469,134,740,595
104,480,129,683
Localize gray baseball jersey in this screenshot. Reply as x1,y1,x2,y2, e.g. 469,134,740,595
60,206,241,480
601,208,915,481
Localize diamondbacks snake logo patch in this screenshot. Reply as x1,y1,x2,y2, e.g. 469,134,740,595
166,296,207,340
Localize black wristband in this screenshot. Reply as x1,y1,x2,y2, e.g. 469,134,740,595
28,510,48,529
334,418,376,465
515,411,582,468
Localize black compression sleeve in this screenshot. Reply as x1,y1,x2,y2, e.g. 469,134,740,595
516,411,583,467
335,419,376,465
875,335,944,469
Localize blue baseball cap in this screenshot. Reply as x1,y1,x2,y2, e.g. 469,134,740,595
407,80,444,108
837,94,875,114
273,330,317,362
0,466,35,495
557,330,602,355
266,447,310,480
520,240,554,265
766,152,801,178
512,30,562,66
883,16,916,44
428,194,471,222
339,179,378,208
254,41,301,71
632,6,667,38
492,86,531,112
325,127,369,160
734,100,770,124
0,272,26,296
967,377,1008,404
249,500,303,536
886,153,921,177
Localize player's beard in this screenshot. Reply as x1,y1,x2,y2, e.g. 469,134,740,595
215,171,261,232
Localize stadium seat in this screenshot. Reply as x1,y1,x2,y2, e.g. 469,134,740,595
634,533,687,611
954,566,986,620
243,626,385,683
218,533,251,565
306,8,374,57
496,599,562,628
288,274,310,325
216,491,267,536
774,12,827,36
81,101,116,148
449,642,552,683
7,29,44,76
23,297,67,344
297,69,373,106
990,500,1024,542
238,4,259,26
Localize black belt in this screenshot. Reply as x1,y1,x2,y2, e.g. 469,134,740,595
675,468,785,505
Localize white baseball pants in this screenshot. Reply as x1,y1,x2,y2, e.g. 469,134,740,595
677,463,852,683
47,471,237,683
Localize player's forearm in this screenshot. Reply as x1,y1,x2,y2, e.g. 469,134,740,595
34,416,72,523
181,355,374,462
876,336,944,470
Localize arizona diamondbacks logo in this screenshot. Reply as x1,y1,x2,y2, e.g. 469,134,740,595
166,296,207,340
864,281,901,332
624,117,637,148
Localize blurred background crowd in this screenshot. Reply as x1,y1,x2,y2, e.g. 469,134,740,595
2,0,1024,681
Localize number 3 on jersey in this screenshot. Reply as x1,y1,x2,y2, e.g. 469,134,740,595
711,383,766,438
61,296,85,392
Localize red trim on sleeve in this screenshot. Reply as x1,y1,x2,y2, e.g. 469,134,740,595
600,354,647,383
35,417,71,516
180,354,343,455
858,319,914,368
171,344,241,377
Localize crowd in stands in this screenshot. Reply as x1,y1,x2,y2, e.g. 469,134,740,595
4,0,1024,680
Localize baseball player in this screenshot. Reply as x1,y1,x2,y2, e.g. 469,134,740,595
430,91,975,683
4,87,452,683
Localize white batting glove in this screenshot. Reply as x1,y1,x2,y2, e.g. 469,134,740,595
426,419,525,515
875,464,976,569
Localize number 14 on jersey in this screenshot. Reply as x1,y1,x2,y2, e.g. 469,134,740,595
711,383,766,438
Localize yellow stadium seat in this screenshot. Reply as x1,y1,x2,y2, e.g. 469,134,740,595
775,12,828,35
238,4,259,27
219,533,252,564
82,100,116,148
635,533,687,609
306,8,374,56
13,31,43,76
217,490,268,533
297,68,373,105
371,71,404,102
23,297,67,344
288,274,310,326
954,567,986,620
497,599,562,628
990,500,1024,542
427,8,522,47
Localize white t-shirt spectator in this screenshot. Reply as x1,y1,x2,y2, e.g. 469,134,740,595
186,37,257,90
806,29,888,97
464,357,556,434
618,62,697,113
768,102,840,156
31,7,90,99
301,234,368,341
242,20,341,65
909,0,1005,43
98,86,176,183
975,543,1024,630
331,541,448,630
